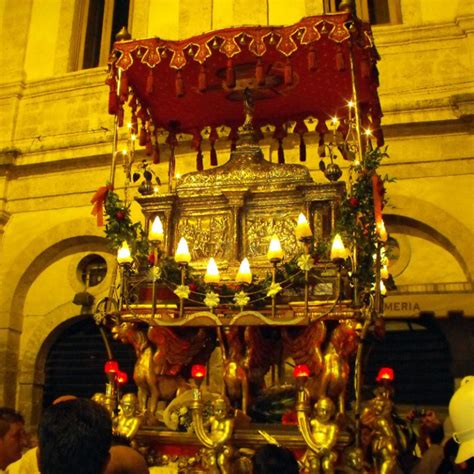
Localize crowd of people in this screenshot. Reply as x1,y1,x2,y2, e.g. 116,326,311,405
0,398,148,474
0,376,471,473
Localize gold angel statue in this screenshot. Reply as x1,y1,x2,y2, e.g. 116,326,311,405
191,396,235,474
297,396,339,474
113,392,142,440
112,322,160,416
360,391,398,474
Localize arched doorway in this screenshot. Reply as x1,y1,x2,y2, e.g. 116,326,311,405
42,317,136,408
364,318,453,406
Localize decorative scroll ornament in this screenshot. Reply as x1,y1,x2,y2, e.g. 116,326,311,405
204,291,220,309
233,291,250,307
149,266,161,281
297,254,314,272
174,285,190,299
93,311,106,326
267,282,282,298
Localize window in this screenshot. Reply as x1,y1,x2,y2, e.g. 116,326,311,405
72,0,131,71
324,0,402,25
77,254,107,288
43,318,136,408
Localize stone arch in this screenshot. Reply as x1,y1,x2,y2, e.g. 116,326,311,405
386,194,474,283
1,217,109,330
0,217,113,406
17,308,90,427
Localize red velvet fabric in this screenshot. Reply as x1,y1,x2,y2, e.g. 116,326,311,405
108,13,382,142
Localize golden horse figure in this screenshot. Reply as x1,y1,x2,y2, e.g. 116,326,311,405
218,326,279,416
112,322,160,417
308,320,359,414
282,320,326,377
147,326,216,401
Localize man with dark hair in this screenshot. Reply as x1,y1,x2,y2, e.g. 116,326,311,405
412,424,445,474
38,398,112,474
0,408,27,471
253,444,299,474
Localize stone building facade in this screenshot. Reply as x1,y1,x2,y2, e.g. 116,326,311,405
0,0,472,423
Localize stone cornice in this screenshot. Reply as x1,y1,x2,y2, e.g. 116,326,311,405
373,15,474,48
0,210,10,228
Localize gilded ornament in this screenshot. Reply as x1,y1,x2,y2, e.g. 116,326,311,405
149,265,161,281
113,393,142,440
298,396,339,474
233,291,250,308
266,282,282,298
204,291,220,309
298,253,314,271
174,284,191,299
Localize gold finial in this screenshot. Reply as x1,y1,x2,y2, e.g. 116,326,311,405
338,0,354,12
115,26,131,42
240,88,258,144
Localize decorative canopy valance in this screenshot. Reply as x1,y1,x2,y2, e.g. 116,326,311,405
107,12,383,160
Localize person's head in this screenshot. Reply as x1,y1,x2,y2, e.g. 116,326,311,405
314,396,335,423
104,445,149,474
449,375,474,464
38,398,112,474
427,423,444,445
253,444,299,474
0,407,26,469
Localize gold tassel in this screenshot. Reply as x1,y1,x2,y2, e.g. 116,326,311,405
284,58,293,85
176,70,185,97
226,58,236,88
198,64,207,92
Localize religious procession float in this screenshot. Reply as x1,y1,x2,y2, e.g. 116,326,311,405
91,1,407,472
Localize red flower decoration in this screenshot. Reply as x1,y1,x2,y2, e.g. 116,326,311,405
349,196,359,207
282,410,298,425
148,253,155,265
115,210,125,220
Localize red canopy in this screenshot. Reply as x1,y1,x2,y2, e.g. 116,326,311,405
108,13,382,154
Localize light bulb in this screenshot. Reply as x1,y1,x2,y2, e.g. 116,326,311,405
330,234,347,261
235,258,252,284
117,241,133,264
267,235,283,261
149,216,164,242
175,237,191,264
204,257,220,284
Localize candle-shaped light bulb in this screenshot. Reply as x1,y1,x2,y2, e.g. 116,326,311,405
330,234,347,261
295,213,312,240
267,235,283,261
377,220,388,242
380,280,387,296
204,257,220,284
381,264,389,280
175,237,191,264
235,258,252,284
149,216,164,242
117,242,133,264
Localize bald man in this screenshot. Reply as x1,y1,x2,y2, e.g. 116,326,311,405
104,445,149,474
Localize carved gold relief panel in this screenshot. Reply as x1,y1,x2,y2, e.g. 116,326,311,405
177,212,231,263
